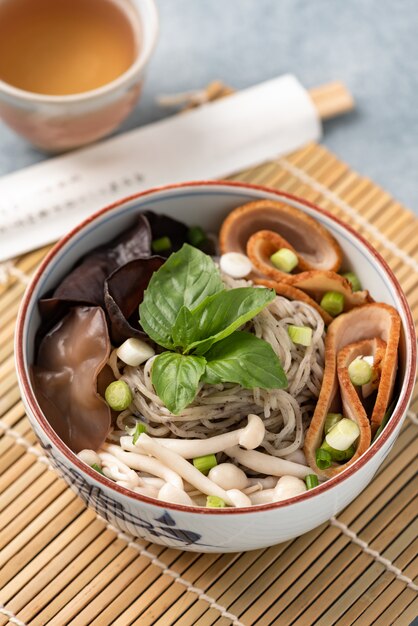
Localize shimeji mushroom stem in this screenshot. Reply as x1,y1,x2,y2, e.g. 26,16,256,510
99,451,141,487
117,482,159,499
121,414,265,458
103,444,184,490
225,446,313,479
249,476,307,504
135,434,247,506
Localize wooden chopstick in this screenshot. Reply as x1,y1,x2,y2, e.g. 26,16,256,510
168,79,355,120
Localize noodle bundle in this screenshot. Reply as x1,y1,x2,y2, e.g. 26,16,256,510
112,277,325,461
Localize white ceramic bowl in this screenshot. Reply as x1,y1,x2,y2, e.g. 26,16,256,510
15,181,417,552
0,0,158,151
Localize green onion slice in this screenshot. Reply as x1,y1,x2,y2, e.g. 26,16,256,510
152,236,172,253
320,291,344,316
320,440,347,462
325,418,360,451
270,248,298,273
316,448,332,470
193,453,217,475
287,325,313,346
187,226,206,247
342,271,362,292
206,495,226,508
305,474,319,489
348,357,372,386
324,413,343,434
91,463,104,475
105,380,133,411
343,445,356,461
133,422,147,445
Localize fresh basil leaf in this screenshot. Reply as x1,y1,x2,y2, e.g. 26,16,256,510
171,306,197,349
202,331,287,389
152,352,206,414
139,244,224,348
188,287,275,355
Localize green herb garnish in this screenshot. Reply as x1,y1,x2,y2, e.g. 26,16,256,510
206,495,226,508
324,413,343,434
320,291,344,317
193,454,217,475
316,448,332,470
342,271,362,292
152,236,172,252
187,226,206,247
139,244,287,414
132,422,147,444
305,474,319,489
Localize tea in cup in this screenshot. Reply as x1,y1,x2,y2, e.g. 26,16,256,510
0,0,158,151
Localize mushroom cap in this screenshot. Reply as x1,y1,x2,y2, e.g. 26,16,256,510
238,414,265,449
220,200,342,271
273,475,307,501
226,489,252,507
208,463,248,490
158,483,194,506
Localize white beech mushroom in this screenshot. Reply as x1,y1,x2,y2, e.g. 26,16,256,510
285,448,308,466
225,445,312,479
78,449,102,467
158,483,195,506
227,489,252,507
247,476,278,489
140,476,166,489
304,302,401,478
208,463,249,490
249,475,307,505
103,443,184,490
121,414,265,458
134,434,245,506
99,452,141,487
118,482,159,498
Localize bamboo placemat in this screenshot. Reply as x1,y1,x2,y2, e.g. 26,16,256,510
1,142,417,626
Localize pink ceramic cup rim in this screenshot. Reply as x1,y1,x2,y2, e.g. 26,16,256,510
0,0,158,104
15,180,417,516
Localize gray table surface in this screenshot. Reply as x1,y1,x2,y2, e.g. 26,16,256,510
1,0,417,216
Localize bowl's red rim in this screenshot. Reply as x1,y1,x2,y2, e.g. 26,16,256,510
15,180,417,516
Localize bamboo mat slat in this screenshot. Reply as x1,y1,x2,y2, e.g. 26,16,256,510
1,142,417,626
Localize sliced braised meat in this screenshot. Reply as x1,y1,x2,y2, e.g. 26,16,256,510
304,303,400,478
220,200,342,271
253,277,333,325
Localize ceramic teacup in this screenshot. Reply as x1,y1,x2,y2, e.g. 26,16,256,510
0,0,158,152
